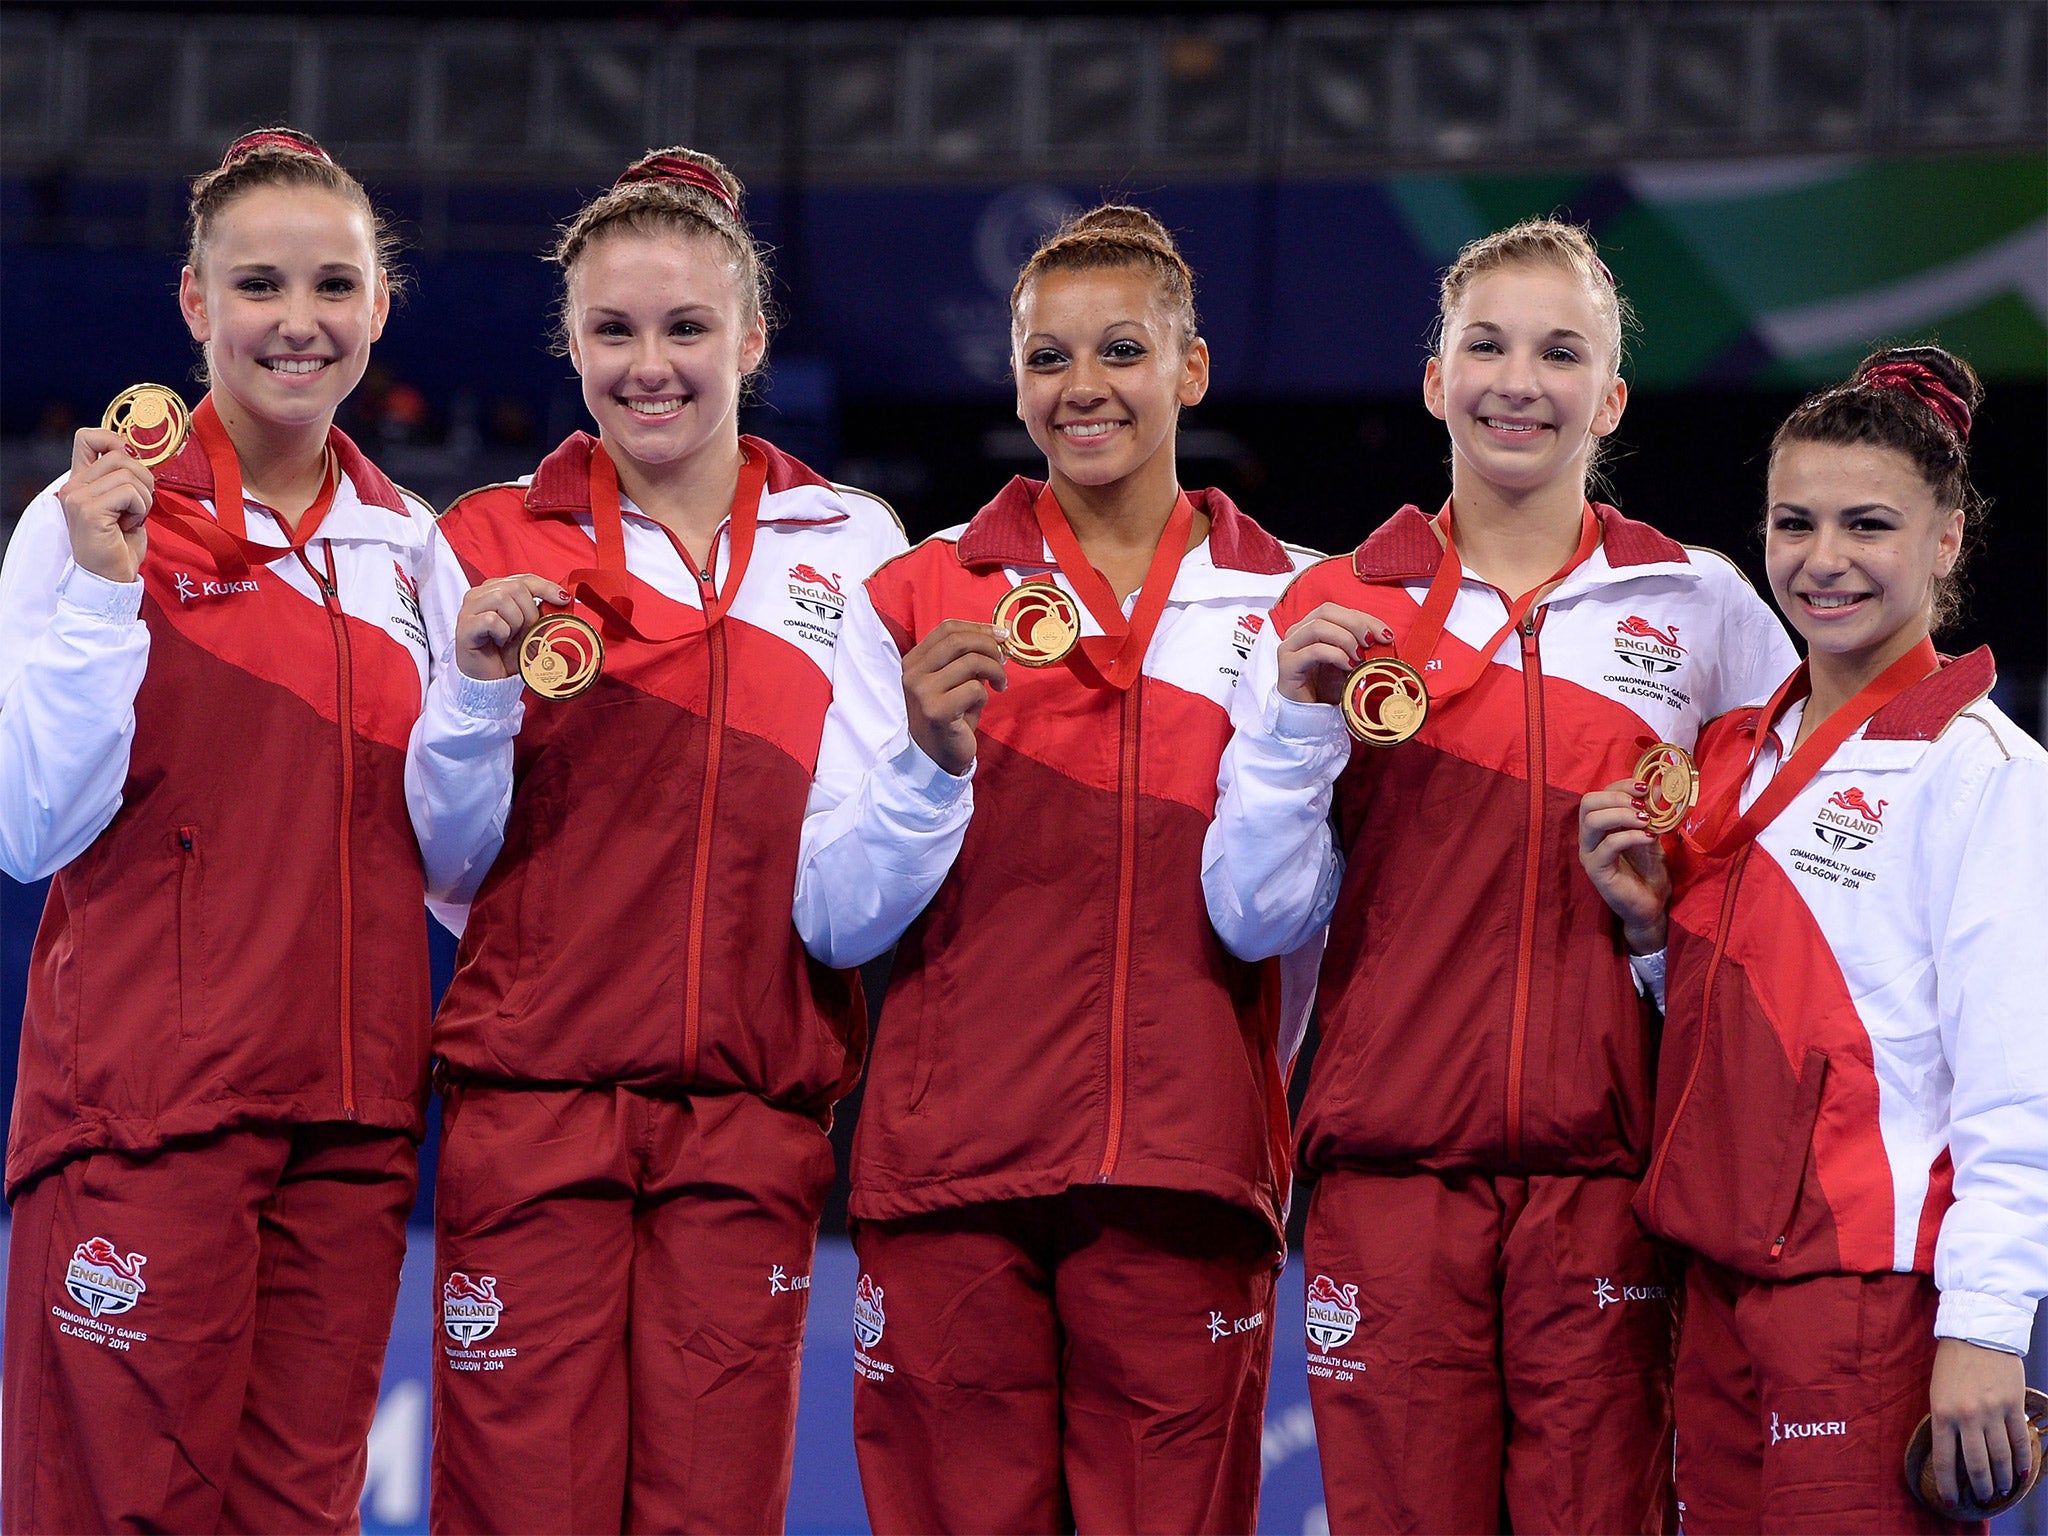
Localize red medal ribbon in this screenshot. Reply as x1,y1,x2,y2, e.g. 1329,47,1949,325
562,441,766,641
149,395,339,577
1372,500,1602,705
1684,637,1940,858
1030,484,1196,692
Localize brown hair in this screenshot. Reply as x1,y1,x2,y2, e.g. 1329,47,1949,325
1433,216,1632,373
1770,344,1986,632
1010,204,1198,352
186,127,402,292
551,145,769,359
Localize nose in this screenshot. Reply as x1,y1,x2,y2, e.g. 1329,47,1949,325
1805,520,1855,576
630,333,671,384
1495,345,1540,403
1062,355,1109,410
279,286,319,345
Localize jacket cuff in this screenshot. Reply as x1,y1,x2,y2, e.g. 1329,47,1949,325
1270,695,1350,749
55,562,144,624
452,670,527,722
1934,1289,2036,1356
1628,948,1668,1009
880,733,974,818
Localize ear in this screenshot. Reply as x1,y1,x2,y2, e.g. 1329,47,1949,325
1422,355,1447,423
1177,337,1211,408
179,266,211,344
1935,505,1965,576
739,310,768,378
1591,373,1628,438
369,268,391,345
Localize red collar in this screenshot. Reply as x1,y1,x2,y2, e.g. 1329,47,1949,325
1864,646,1996,741
1351,501,1687,581
153,417,406,516
955,476,1292,575
525,431,833,519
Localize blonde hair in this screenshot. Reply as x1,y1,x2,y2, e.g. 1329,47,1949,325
1433,217,1631,374
551,145,768,355
1010,203,1198,352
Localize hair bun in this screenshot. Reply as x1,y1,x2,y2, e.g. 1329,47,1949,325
220,127,334,170
613,148,741,220
1854,345,1981,442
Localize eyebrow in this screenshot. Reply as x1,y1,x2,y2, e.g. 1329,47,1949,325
583,303,719,320
1769,501,1905,518
1460,319,1591,343
227,261,365,276
1022,321,1149,345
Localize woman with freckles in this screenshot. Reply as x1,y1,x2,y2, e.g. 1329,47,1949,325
795,204,1320,1534
1580,345,2047,1533
406,146,904,1533
1205,218,1794,1534
0,128,437,1532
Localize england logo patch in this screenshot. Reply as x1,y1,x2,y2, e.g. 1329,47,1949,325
852,1273,887,1348
66,1237,147,1318
1304,1274,1361,1351
443,1272,504,1345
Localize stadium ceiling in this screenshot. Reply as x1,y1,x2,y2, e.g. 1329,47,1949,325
2,3,2041,186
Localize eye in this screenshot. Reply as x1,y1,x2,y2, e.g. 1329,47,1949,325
1103,339,1147,362
669,320,705,339
1849,515,1900,533
1544,346,1580,364
1771,512,1812,533
1466,339,1501,355
237,277,277,296
594,321,630,339
318,277,358,297
1026,347,1067,369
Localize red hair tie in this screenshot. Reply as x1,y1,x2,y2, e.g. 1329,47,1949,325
1593,256,1616,288
615,155,739,219
1860,361,1972,442
220,129,334,169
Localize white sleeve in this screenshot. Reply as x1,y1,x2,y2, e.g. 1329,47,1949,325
1930,749,2048,1355
0,486,151,882
1710,561,1799,715
794,582,973,968
404,524,523,933
1628,948,1668,1013
1201,612,1350,962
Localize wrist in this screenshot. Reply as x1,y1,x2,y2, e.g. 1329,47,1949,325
1623,918,1667,956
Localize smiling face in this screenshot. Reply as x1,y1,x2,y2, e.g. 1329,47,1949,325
1012,265,1208,493
564,228,766,474
1424,262,1626,502
1766,438,1964,670
178,184,389,431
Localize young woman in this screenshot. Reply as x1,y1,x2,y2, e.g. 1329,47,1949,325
1205,219,1798,1533
0,129,434,1532
406,146,905,1533
794,204,1319,1534
1580,346,2046,1533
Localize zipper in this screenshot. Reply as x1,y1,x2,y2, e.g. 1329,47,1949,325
1642,844,1752,1221
1503,610,1547,1166
301,543,358,1121
682,557,725,1082
1097,677,1141,1181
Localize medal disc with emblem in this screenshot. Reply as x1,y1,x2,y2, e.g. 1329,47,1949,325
1633,743,1699,835
1340,656,1430,746
993,580,1081,668
101,384,192,468
519,613,605,700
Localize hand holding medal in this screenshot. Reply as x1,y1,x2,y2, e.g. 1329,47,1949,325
58,384,193,585
452,575,580,692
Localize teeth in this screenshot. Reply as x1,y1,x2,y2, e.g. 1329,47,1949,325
1061,421,1119,438
625,399,682,416
1805,593,1865,609
1483,419,1543,433
264,359,327,375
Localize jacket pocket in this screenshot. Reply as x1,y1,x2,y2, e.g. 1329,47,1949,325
174,824,206,1042
1765,1048,1829,1261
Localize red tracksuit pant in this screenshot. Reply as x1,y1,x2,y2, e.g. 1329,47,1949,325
2,1123,416,1534
429,1084,833,1535
1676,1256,1984,1534
1304,1168,1678,1535
849,1187,1277,1535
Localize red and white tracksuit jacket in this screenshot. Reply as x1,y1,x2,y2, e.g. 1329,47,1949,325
0,430,439,1188
793,478,1322,1240
1641,649,2048,1355
1205,502,1796,1178
408,431,907,1109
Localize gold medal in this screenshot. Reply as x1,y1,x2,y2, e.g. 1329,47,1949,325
1633,743,1699,835
1340,656,1429,746
519,613,604,700
1904,1388,2047,1521
101,384,192,468
993,580,1081,668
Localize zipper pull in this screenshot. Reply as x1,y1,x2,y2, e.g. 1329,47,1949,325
1770,1234,1786,1259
